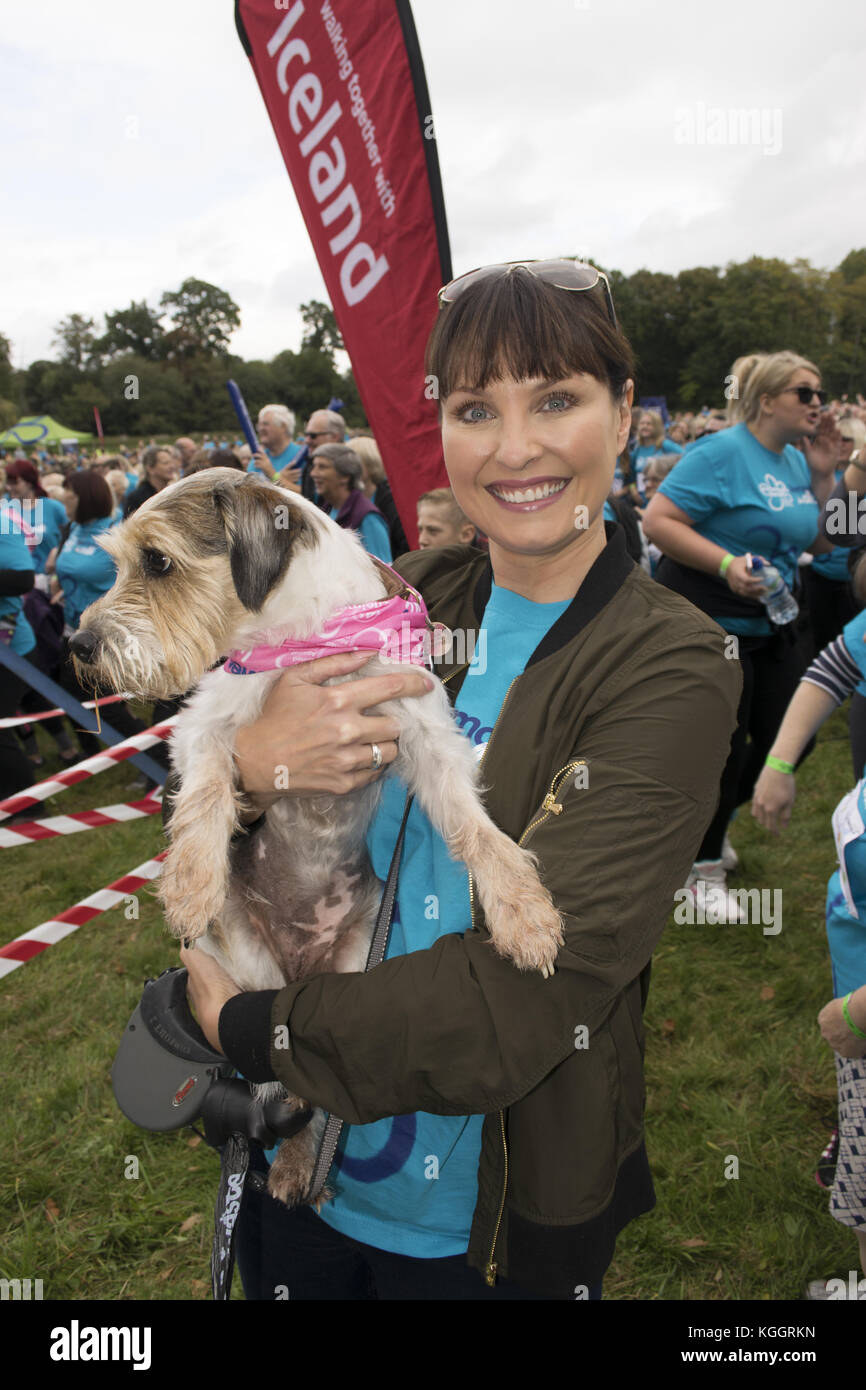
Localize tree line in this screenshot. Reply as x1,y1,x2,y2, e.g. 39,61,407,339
1,251,864,435
0,280,365,436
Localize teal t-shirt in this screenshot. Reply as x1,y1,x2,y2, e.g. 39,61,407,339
9,496,67,573
55,515,118,631
658,423,819,636
632,440,682,474
841,605,866,705
302,581,571,1257
0,510,35,653
329,506,392,563
826,772,866,998
811,469,850,583
247,442,301,478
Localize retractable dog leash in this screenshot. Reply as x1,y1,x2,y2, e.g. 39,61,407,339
307,790,415,1202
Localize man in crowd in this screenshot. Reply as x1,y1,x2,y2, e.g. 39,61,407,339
416,487,478,550
123,445,180,517
251,405,302,484
293,408,347,503
174,437,198,472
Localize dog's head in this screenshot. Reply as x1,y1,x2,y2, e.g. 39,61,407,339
70,469,322,699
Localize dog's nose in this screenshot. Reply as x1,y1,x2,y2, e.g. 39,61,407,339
69,629,101,663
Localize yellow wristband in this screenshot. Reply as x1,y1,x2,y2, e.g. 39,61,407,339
719,553,735,578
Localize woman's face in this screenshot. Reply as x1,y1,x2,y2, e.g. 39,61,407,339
637,414,654,441
765,369,823,440
441,372,632,563
62,488,77,521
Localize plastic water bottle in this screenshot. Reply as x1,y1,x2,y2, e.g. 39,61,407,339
748,554,799,625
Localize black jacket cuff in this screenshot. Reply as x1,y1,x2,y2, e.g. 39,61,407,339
219,990,280,1082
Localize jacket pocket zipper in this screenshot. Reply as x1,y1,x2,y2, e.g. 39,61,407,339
478,755,586,1285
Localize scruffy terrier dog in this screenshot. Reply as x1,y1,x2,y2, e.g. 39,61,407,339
71,469,563,1206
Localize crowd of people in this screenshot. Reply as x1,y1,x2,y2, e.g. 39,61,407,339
3,296,866,1298
0,402,484,802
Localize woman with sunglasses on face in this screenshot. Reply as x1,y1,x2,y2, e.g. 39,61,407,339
177,259,740,1302
643,351,843,907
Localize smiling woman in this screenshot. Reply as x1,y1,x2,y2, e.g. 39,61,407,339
185,258,742,1302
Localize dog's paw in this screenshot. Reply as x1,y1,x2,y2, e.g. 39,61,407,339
474,842,564,976
158,852,226,940
266,1133,317,1209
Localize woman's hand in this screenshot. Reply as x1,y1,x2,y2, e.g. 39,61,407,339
801,414,844,480
49,577,64,606
44,547,58,575
179,943,242,1054
818,989,866,1059
723,554,767,600
233,649,434,809
751,765,796,834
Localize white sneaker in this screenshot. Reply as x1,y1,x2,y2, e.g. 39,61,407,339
721,833,739,873
683,860,749,923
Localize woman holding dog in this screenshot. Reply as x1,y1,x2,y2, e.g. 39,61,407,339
180,260,741,1300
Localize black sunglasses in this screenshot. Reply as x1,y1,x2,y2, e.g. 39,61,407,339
305,430,327,439
780,386,828,406
438,258,617,331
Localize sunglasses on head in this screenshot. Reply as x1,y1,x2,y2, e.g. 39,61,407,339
780,386,828,406
438,258,617,331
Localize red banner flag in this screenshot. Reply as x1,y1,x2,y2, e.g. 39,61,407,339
235,0,452,549
93,406,104,443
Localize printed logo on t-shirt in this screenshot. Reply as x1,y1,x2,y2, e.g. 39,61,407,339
758,474,795,511
453,709,493,749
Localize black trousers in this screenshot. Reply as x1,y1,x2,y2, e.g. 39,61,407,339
235,1148,601,1301
801,566,857,660
698,629,811,861
0,660,38,798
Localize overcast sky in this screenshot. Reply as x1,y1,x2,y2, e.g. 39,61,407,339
3,0,865,371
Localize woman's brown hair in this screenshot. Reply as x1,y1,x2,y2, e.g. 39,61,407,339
425,268,635,403
65,469,113,525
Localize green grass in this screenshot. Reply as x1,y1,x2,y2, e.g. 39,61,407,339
0,708,860,1300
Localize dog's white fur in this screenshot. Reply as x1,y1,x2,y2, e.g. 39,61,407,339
75,471,563,1206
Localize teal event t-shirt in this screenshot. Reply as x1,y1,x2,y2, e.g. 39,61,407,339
825,772,866,999
0,509,36,653
840,604,866,701
247,442,301,478
295,580,572,1257
328,505,392,563
657,423,819,636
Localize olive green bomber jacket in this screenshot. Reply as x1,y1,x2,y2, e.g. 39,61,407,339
217,524,742,1294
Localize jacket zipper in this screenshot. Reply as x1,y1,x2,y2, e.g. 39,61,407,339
476,748,586,1285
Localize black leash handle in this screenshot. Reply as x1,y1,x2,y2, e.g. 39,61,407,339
307,791,415,1201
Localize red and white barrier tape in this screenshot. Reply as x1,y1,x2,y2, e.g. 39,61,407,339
0,851,168,978
0,718,176,822
0,793,163,848
0,694,131,729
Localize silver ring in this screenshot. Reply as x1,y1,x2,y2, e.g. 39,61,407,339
370,743,383,771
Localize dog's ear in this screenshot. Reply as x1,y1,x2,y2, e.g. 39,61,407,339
213,479,313,611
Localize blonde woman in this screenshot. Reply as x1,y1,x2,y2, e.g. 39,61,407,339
630,409,681,496
643,350,843,904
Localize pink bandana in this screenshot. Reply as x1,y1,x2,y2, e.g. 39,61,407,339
223,578,450,675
